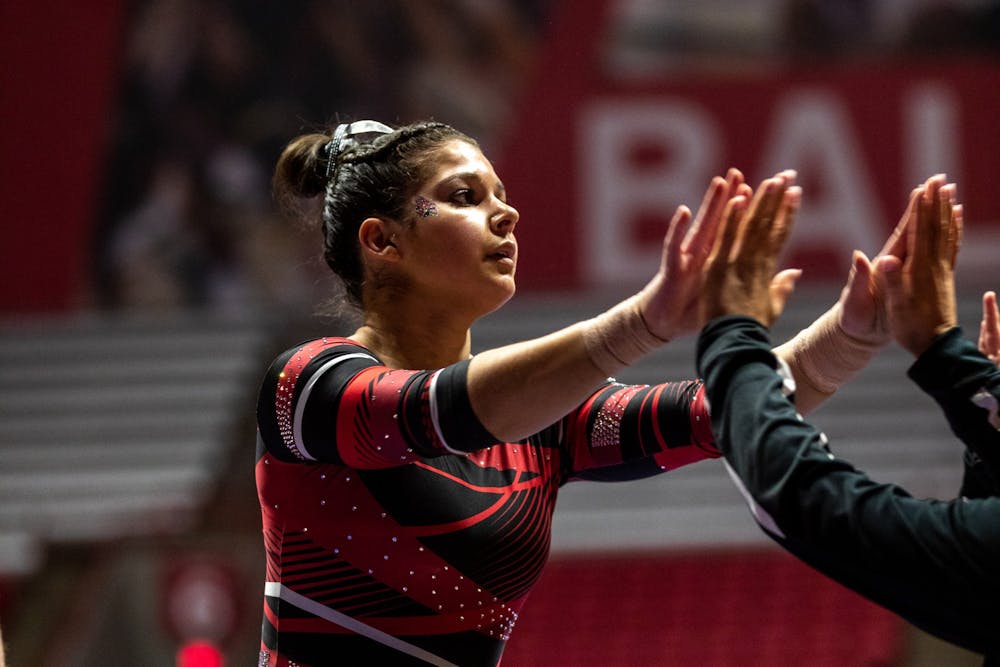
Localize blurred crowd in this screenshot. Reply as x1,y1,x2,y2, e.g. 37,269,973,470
783,0,1000,59
92,0,998,314
92,0,548,314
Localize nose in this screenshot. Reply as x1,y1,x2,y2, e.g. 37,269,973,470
490,199,519,236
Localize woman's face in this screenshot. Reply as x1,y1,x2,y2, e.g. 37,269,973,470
394,139,519,315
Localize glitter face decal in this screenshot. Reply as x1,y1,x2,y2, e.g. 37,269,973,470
414,195,438,218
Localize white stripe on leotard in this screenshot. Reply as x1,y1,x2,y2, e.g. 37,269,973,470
264,582,460,667
293,352,377,461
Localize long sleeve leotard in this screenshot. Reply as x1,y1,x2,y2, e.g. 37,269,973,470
255,337,717,667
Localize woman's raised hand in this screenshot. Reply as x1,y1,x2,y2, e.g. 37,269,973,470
638,168,758,340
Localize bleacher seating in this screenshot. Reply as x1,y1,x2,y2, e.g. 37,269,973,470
0,311,269,576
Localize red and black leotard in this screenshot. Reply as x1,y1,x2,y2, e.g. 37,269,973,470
255,338,717,667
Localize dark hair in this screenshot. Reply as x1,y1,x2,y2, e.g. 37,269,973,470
273,120,477,310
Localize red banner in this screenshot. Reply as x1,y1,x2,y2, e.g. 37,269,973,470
499,1,1000,290
0,4,123,313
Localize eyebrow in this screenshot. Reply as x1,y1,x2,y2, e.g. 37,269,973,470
441,171,507,199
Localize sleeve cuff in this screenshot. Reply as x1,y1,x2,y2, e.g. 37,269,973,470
907,327,966,392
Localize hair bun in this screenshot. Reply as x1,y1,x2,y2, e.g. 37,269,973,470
273,133,330,204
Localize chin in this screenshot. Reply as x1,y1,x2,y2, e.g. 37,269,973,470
483,280,516,315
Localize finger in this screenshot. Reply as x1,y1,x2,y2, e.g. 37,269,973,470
880,187,922,259
741,177,788,249
725,168,745,196
981,291,1000,359
985,291,999,329
663,205,693,272
684,177,727,257
842,249,873,306
777,169,798,185
769,268,801,320
949,202,963,268
769,185,801,257
914,174,946,261
759,170,796,224
707,195,747,271
938,182,955,267
853,249,874,283
692,176,727,226
908,186,931,267
873,254,903,312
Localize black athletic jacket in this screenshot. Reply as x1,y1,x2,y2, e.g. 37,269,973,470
697,316,1000,661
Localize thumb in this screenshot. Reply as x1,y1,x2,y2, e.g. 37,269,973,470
851,250,872,287
769,268,802,320
873,254,903,303
840,250,872,305
874,254,901,277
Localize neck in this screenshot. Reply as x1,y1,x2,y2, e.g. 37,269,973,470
351,303,474,370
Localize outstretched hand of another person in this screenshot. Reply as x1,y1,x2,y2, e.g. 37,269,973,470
769,181,941,415
835,186,925,346
877,174,962,357
699,173,801,328
638,168,753,340
979,290,1000,366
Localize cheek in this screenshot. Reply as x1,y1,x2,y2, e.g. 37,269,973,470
432,233,480,266
414,196,439,218
429,219,482,254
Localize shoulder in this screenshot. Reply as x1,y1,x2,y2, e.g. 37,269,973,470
256,337,384,462
266,337,381,377
258,336,384,410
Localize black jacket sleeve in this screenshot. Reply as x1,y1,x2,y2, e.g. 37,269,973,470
697,316,1000,656
908,327,1000,497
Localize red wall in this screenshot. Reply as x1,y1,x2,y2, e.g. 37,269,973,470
0,4,123,313
503,547,903,666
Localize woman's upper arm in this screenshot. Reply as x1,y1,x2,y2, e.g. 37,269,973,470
257,340,499,468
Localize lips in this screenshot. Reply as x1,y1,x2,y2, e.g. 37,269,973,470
488,241,517,264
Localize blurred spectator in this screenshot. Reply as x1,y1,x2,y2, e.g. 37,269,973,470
397,0,539,154
94,0,995,313
781,0,876,59
94,0,551,314
902,0,1000,54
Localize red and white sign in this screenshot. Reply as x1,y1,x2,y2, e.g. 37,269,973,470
499,1,1000,290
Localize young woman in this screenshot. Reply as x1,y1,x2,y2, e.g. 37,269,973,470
255,119,890,666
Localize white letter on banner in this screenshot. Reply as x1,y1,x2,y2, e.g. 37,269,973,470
579,100,720,286
758,90,881,256
905,83,960,191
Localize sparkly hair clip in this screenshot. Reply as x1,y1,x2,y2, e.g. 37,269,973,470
324,120,395,179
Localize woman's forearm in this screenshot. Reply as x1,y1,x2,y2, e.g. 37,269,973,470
468,297,665,442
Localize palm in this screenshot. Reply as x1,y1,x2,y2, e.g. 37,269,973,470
640,171,748,340
837,251,891,347
643,240,707,339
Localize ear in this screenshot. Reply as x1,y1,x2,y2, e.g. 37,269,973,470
358,217,401,261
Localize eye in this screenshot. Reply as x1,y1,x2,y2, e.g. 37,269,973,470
450,189,476,205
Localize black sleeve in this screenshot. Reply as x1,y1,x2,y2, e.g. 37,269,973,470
908,327,1000,495
697,316,1000,656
